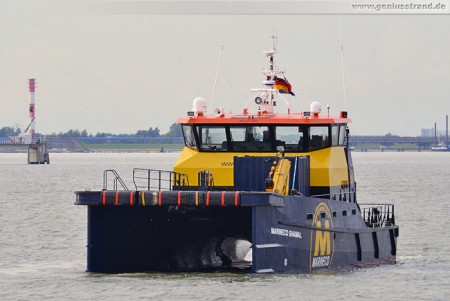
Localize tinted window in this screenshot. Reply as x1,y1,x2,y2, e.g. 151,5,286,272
276,126,305,151
331,126,339,146
182,125,197,148
198,126,227,151
339,125,346,145
230,126,271,151
309,126,329,150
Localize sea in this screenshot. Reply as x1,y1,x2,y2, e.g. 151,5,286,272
0,151,449,301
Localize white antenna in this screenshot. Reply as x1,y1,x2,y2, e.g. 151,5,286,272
339,19,348,111
210,0,233,110
309,83,312,103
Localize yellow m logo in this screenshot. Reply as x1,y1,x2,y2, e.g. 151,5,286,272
314,220,331,256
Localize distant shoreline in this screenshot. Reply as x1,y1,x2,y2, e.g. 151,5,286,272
0,141,443,153
83,143,184,152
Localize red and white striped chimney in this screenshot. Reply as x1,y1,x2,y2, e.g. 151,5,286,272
28,78,36,135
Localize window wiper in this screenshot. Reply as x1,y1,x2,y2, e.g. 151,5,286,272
203,144,217,150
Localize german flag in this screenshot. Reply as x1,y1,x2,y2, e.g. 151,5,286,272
273,76,295,96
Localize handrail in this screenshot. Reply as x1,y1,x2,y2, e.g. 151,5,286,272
311,191,353,201
198,169,214,191
360,204,395,228
103,169,129,191
133,168,189,191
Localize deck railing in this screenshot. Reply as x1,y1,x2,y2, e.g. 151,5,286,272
198,169,214,191
359,204,395,228
103,169,129,191
132,168,189,191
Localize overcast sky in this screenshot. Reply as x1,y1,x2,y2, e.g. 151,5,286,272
1,0,449,136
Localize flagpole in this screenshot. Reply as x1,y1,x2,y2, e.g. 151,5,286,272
339,18,348,111
211,0,233,111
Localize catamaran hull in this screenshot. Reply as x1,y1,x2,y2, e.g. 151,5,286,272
76,191,398,273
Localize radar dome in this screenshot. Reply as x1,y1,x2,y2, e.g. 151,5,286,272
192,97,207,114
310,101,322,114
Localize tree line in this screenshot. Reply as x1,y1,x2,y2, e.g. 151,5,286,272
0,123,183,138
0,127,20,137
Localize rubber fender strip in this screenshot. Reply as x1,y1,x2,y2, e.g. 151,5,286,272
102,190,106,206
129,191,135,206
152,192,158,206
115,191,119,205
234,191,239,207
221,191,225,206
158,191,163,207
141,191,146,206
206,191,210,206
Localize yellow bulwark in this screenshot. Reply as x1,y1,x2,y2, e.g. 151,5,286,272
173,146,349,191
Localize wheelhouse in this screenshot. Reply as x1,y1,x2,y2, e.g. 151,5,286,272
180,123,348,152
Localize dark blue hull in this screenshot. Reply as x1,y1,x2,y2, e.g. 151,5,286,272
76,191,398,273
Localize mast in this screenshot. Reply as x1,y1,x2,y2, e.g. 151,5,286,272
261,35,278,113
247,36,292,114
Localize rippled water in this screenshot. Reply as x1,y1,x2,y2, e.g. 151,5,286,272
0,152,449,300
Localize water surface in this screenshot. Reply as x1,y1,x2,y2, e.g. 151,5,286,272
0,152,449,300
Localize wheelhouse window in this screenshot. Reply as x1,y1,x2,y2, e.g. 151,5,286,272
309,126,329,150
186,124,339,152
331,126,339,146
229,126,270,151
339,125,346,145
182,125,197,149
275,126,305,151
198,126,227,151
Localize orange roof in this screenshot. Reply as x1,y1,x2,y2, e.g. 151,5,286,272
177,112,351,125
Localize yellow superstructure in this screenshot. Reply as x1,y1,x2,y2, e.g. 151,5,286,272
173,146,349,190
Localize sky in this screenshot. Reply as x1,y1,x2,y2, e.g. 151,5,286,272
0,0,449,136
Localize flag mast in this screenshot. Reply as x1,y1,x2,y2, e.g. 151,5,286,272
246,35,294,114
